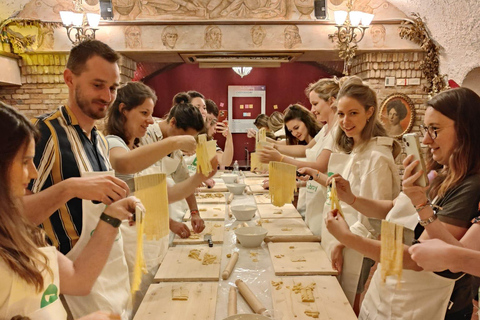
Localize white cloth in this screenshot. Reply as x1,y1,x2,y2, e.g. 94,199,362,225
64,171,131,320
321,136,401,305
304,124,334,235
359,193,456,320
0,246,67,320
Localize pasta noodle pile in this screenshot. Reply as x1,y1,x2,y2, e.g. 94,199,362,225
196,134,217,176
329,178,344,218
131,206,146,294
251,128,269,172
268,161,297,207
380,220,403,287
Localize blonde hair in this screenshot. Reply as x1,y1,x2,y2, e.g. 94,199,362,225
335,76,387,153
305,78,340,104
268,111,284,132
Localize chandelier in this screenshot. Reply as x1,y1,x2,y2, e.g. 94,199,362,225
328,0,374,75
232,67,253,78
60,0,100,45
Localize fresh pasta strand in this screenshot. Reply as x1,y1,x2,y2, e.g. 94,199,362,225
268,161,297,207
252,128,269,172
330,178,344,218
380,220,403,288
196,134,217,176
131,206,147,294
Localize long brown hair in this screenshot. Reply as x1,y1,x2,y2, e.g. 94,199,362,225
335,76,387,153
427,88,480,199
105,81,157,147
0,102,51,292
283,104,321,145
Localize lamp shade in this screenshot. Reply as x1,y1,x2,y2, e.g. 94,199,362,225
361,13,374,26
232,67,252,78
334,10,348,25
71,12,84,27
349,11,363,26
86,13,100,27
60,11,74,26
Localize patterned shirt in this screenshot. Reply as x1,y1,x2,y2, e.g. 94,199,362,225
28,105,111,254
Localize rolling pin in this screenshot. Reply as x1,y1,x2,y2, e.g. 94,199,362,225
222,252,239,280
228,286,237,316
264,235,322,243
235,279,266,314
227,193,234,204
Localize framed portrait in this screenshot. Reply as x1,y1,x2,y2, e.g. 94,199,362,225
379,93,415,138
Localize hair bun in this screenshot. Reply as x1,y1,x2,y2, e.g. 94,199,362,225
173,92,190,105
338,75,364,89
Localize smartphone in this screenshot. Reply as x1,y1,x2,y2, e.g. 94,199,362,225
218,109,228,123
402,133,428,187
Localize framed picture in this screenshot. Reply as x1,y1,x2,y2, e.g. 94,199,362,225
379,93,415,138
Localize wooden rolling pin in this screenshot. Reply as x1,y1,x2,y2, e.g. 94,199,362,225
264,235,322,243
227,193,234,204
222,252,239,280
228,287,237,316
235,279,266,314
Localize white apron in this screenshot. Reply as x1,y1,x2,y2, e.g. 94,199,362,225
359,194,456,320
3,246,67,320
321,152,365,306
64,171,131,320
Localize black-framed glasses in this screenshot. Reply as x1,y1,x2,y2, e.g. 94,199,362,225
419,125,439,140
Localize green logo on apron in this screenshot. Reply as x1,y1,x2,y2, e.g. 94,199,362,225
40,284,58,308
192,156,197,166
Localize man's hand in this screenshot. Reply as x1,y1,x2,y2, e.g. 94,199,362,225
170,219,191,238
175,135,197,154
191,213,205,233
70,175,129,205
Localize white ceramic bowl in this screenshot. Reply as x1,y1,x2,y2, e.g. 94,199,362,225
231,205,257,221
226,183,246,195
235,227,268,248
221,173,238,184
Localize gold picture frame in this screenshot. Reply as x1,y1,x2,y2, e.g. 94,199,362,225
379,93,415,138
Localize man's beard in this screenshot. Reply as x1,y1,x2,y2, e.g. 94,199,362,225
75,86,109,120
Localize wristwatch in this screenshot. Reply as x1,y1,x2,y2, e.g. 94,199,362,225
100,212,122,228
418,213,437,227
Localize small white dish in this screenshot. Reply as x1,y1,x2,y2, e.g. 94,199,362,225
235,226,268,248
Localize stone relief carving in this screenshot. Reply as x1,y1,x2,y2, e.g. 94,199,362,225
37,25,55,50
283,25,301,49
125,25,142,48
370,24,386,48
250,25,266,47
203,25,222,49
161,26,179,49
294,0,314,19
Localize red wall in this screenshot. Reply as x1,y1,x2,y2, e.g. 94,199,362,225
144,62,332,163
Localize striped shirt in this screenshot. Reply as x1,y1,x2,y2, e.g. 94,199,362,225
28,105,111,254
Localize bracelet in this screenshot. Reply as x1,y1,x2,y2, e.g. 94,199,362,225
190,209,200,216
415,199,431,213
100,212,122,228
471,216,480,224
418,212,437,227
349,195,357,206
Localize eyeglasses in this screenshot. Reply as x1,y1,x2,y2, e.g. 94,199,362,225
419,124,452,140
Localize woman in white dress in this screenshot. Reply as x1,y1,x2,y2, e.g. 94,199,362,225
0,103,138,320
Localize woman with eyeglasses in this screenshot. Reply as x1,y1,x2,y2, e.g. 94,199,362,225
324,87,480,320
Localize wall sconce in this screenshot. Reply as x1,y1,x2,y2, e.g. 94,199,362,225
233,67,252,78
328,0,374,75
60,0,100,45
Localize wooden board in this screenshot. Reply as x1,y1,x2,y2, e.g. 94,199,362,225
268,242,338,276
244,177,267,186
259,218,313,237
183,203,226,221
173,221,225,245
270,276,356,320
134,282,218,320
257,204,302,219
254,193,272,204
243,171,269,178
154,245,222,282
197,183,228,193
195,192,226,203
247,184,269,194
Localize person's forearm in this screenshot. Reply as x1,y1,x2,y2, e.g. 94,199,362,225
341,232,421,271
417,206,462,246
350,197,394,220
449,246,480,276
112,138,178,175
282,157,324,172
167,174,204,203
185,193,198,210
275,144,308,158
23,180,74,225
59,220,120,295
221,133,234,167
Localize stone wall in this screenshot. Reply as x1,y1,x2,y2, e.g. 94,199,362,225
0,53,136,119
352,51,430,177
